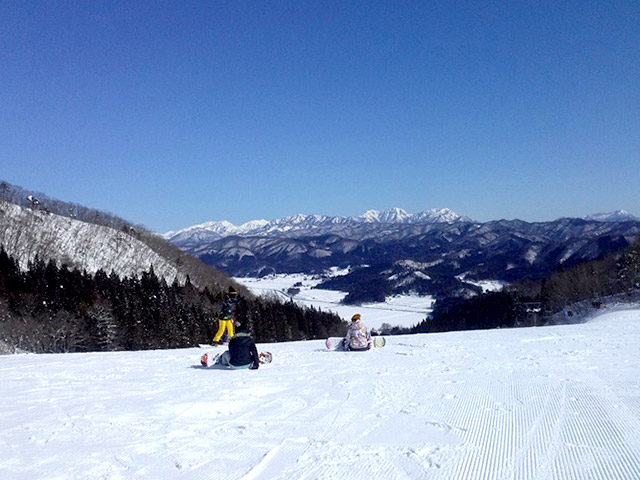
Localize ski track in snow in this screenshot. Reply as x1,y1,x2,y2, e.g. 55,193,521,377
1,309,640,479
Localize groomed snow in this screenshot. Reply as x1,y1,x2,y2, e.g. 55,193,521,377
2,309,640,479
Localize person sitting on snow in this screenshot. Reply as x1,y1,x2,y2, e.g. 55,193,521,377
342,313,371,351
217,322,260,369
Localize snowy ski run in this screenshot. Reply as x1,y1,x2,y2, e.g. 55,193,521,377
1,309,640,479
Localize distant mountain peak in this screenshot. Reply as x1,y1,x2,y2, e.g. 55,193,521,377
359,208,411,223
239,219,270,231
583,210,639,222
415,208,474,223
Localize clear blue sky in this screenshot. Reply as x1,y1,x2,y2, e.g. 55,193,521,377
2,1,639,232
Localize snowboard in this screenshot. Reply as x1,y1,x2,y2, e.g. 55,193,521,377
200,351,272,367
259,352,273,364
198,342,228,349
325,336,385,350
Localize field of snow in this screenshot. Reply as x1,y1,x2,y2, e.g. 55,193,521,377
2,309,640,479
456,275,507,294
235,273,436,330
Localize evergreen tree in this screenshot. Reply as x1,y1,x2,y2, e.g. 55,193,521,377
0,247,349,353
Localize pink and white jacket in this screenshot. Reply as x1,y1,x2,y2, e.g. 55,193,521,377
345,320,371,350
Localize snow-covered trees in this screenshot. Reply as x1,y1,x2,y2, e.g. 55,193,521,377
0,247,346,353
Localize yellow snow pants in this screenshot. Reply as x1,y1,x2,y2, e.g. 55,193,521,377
213,319,234,342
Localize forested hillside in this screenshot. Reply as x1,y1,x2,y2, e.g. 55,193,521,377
0,181,347,353
412,238,640,334
0,247,347,353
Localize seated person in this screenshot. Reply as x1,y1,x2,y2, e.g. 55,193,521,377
342,313,371,351
217,322,260,369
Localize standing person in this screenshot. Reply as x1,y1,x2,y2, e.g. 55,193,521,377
212,286,239,345
217,322,260,369
342,313,371,351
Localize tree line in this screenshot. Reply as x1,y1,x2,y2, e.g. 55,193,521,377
412,237,640,334
0,246,347,353
1,180,135,232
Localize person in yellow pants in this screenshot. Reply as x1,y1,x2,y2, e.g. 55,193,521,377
213,319,234,344
212,286,238,344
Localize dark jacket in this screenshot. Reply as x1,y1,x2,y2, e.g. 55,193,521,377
220,295,238,320
228,333,259,368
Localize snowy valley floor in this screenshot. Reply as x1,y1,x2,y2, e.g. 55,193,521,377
234,273,438,330
2,309,640,480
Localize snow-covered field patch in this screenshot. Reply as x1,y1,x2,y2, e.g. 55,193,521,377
2,309,640,479
456,274,506,293
235,273,434,329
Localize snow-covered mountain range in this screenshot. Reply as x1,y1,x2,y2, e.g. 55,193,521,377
163,208,640,302
163,208,472,245
164,208,639,246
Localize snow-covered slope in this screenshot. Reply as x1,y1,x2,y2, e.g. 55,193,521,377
583,210,640,222
0,200,185,283
2,308,639,479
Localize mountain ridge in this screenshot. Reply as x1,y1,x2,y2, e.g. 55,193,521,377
163,207,474,242
582,210,639,223
164,209,640,303
164,208,638,242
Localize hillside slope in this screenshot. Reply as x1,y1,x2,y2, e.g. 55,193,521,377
1,308,639,479
1,200,184,281
0,198,239,292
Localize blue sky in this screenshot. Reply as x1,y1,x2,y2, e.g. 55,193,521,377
1,1,639,232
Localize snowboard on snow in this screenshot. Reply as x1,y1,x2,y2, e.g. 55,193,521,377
325,336,386,350
200,351,272,368
198,343,228,349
